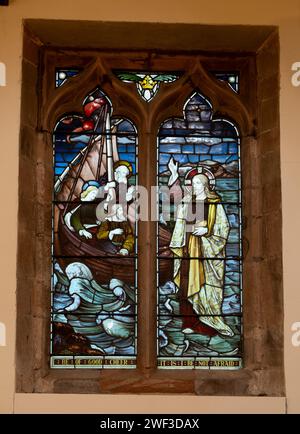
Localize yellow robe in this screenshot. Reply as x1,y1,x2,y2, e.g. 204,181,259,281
170,196,234,337
97,220,134,254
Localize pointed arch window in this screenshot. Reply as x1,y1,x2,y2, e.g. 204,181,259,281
17,26,283,395
52,88,138,368
157,93,242,369
49,58,245,372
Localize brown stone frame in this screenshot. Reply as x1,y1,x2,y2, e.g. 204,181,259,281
16,21,284,395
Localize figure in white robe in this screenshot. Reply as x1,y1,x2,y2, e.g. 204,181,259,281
168,158,234,337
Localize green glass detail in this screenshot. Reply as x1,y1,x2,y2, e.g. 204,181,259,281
116,71,179,102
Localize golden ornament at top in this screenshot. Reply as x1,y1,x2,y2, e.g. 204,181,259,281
140,75,156,90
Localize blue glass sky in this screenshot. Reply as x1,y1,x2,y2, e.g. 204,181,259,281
54,118,137,177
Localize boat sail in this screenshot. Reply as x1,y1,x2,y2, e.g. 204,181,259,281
53,88,172,285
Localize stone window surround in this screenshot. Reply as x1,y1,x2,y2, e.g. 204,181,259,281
16,20,284,395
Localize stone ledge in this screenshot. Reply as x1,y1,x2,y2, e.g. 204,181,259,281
14,393,286,414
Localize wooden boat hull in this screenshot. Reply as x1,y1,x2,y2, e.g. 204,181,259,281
55,214,173,285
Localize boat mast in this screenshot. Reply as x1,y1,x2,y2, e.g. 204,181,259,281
105,111,114,183
62,105,106,216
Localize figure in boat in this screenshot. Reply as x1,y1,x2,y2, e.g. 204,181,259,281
53,87,172,285
97,203,135,256
64,160,136,251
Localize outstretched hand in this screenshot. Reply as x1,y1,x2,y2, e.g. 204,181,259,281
79,229,93,239
168,157,179,186
168,157,179,176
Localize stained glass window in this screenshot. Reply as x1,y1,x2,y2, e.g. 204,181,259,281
116,72,179,102
55,69,80,87
157,92,242,369
212,72,239,93
51,88,138,369
51,65,243,371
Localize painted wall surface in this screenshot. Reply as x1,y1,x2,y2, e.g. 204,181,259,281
0,0,299,414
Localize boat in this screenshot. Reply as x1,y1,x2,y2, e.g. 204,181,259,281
53,93,173,285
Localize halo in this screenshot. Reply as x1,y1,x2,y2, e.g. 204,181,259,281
184,165,216,190
113,160,133,176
